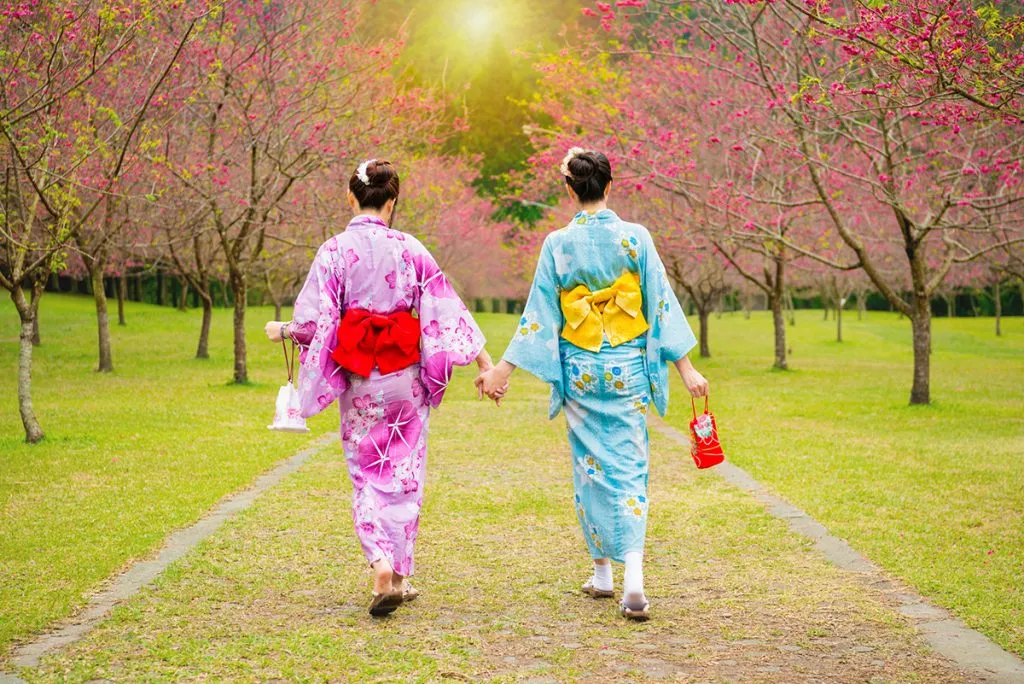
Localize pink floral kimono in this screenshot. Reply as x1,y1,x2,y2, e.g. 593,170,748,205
289,214,485,576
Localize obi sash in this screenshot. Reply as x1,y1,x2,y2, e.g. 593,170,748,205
331,308,421,377
559,271,649,352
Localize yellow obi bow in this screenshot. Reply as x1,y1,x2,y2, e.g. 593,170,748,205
560,271,649,352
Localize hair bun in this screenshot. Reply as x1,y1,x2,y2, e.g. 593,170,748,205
567,154,597,180
564,150,613,204
366,161,393,186
349,159,400,210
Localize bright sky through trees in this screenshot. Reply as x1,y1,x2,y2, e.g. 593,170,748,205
461,4,497,43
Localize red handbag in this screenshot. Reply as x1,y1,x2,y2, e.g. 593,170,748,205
689,396,725,469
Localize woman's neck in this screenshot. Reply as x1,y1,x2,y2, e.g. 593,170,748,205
354,209,390,222
579,200,608,213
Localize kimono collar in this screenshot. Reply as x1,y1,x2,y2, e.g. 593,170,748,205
571,209,619,226
346,214,388,230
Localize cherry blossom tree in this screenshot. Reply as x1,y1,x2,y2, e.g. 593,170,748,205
614,192,732,359
518,14,822,370
666,246,730,358
154,1,447,383
1,0,203,441
575,0,1024,404
398,155,514,301
156,196,221,358
709,1,1021,401
783,0,1024,121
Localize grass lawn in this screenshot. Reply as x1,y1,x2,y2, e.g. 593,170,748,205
0,295,334,661
1,294,1022,673
659,307,1024,657
27,315,961,682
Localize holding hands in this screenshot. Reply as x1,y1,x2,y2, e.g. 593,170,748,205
475,356,513,406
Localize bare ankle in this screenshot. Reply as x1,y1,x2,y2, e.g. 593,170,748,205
371,560,394,592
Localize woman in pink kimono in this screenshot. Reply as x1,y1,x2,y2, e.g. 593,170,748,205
264,159,497,616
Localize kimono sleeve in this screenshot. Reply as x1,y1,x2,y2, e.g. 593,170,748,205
287,320,316,346
502,236,564,411
414,245,486,409
293,241,349,419
640,228,696,363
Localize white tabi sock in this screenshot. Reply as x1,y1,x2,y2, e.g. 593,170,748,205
592,561,613,592
623,551,645,603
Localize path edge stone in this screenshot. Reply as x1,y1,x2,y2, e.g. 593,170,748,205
650,417,1024,684
2,434,334,681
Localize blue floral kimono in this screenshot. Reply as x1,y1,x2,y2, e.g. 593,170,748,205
503,209,696,562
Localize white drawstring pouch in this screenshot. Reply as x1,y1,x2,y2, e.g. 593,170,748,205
268,340,310,433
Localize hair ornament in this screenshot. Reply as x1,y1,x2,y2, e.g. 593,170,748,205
560,147,587,178
356,159,376,186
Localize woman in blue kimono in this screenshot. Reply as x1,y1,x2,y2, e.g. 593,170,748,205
477,148,709,621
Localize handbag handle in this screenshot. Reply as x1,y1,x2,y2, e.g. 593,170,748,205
691,394,710,420
281,339,297,384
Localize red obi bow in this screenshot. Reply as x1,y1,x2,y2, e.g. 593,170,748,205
330,308,421,377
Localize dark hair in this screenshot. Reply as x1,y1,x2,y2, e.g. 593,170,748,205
349,159,400,210
565,151,613,203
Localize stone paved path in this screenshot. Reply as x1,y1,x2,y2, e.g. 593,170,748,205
6,376,1021,682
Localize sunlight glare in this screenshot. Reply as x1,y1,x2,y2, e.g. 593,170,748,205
464,6,494,40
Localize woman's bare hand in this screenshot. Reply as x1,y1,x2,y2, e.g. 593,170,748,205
674,355,709,398
682,367,709,398
475,368,510,405
265,321,286,343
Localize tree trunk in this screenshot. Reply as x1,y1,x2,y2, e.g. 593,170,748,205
836,298,843,343
31,313,40,346
946,294,955,318
822,298,829,321
698,307,711,358
274,302,282,321
178,279,189,312
161,274,170,307
771,295,787,370
230,272,248,383
197,293,213,359
857,290,866,321
117,276,127,326
743,292,752,320
11,286,45,443
90,265,114,372
994,280,1002,337
786,291,796,326
909,297,931,405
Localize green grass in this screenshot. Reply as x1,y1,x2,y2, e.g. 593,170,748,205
1,294,1021,677
659,308,1024,657
24,313,961,681
0,295,336,658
